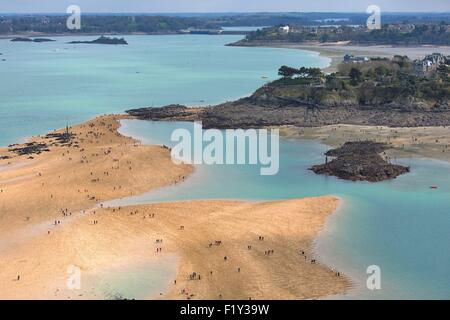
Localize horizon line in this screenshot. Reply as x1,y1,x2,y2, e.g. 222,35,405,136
1,11,450,15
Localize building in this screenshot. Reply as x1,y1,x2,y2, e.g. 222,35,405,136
344,54,369,64
414,53,446,76
279,26,290,33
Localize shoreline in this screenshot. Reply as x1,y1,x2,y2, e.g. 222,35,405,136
229,41,450,73
276,124,450,163
0,114,348,300
311,196,357,299
0,32,245,40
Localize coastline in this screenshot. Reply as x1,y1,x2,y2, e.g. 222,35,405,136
0,114,348,300
229,41,450,73
276,124,450,163
1,37,448,299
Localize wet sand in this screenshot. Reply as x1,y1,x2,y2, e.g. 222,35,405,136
0,197,348,300
0,115,348,300
0,114,192,235
278,124,450,162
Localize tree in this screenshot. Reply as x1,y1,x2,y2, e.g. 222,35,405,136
278,65,298,78
308,67,324,79
349,68,363,85
437,64,450,81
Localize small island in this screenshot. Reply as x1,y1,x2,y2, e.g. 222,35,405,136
309,141,410,182
68,36,128,45
11,37,55,42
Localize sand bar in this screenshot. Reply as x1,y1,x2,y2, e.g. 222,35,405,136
0,115,347,300
0,197,348,300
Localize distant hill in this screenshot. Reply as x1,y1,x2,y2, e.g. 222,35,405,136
1,13,450,35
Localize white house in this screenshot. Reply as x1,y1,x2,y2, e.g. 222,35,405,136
280,26,290,33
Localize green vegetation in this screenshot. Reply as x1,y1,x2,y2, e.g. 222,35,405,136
2,13,449,36
243,23,450,45
0,16,214,34
68,35,128,45
271,56,449,109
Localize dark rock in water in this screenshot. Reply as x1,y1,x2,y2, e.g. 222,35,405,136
126,104,198,120
33,38,55,42
11,37,33,42
11,37,55,42
126,89,450,129
68,36,128,45
310,141,410,182
324,141,387,157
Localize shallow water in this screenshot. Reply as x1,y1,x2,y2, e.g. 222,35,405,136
83,255,178,300
0,34,328,147
1,33,448,300
106,119,450,300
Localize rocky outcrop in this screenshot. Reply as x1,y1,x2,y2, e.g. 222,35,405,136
8,142,50,156
11,37,55,42
126,77,450,129
68,36,128,45
127,104,194,120
310,141,410,182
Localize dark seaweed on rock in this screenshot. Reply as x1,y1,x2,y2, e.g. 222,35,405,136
45,132,75,145
126,104,192,119
9,142,50,156
310,141,410,182
126,86,450,129
325,141,388,157
11,37,55,42
68,36,128,45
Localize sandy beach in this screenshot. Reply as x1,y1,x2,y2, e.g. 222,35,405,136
278,124,450,162
0,115,192,235
236,42,450,73
0,115,348,300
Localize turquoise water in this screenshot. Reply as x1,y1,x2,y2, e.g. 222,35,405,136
1,34,448,300
105,120,450,300
0,34,328,147
84,255,178,300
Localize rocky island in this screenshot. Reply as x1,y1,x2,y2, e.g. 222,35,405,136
126,55,450,182
11,37,55,42
309,141,410,182
68,36,128,45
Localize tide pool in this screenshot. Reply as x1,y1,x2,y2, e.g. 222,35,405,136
104,119,450,300
0,34,328,147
